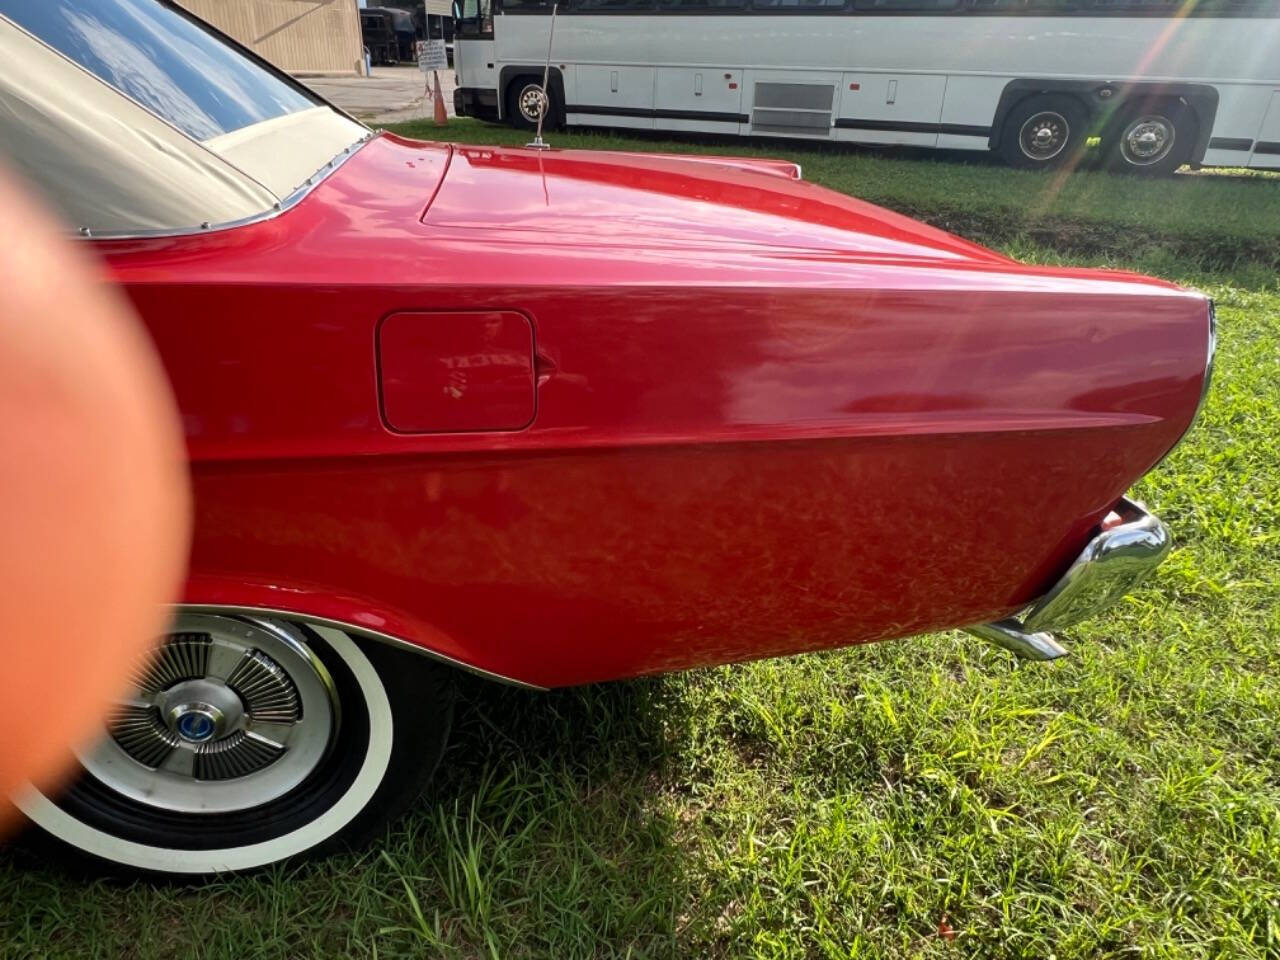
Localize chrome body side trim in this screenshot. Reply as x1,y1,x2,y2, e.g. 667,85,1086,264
967,497,1172,659
1198,299,1218,421
175,603,548,691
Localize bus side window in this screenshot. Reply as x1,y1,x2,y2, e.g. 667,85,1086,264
577,0,655,9
750,0,847,9
659,0,747,8
852,0,961,9
1183,0,1280,13
1088,0,1177,8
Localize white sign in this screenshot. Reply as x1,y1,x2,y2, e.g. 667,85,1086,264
416,39,448,72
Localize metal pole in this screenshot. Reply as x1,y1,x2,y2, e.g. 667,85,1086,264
526,3,557,149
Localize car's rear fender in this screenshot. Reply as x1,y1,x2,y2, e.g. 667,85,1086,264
180,575,546,690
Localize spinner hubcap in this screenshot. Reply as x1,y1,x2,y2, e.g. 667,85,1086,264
78,615,339,814
160,679,242,743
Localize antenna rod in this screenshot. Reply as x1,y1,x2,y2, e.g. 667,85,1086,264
526,2,557,149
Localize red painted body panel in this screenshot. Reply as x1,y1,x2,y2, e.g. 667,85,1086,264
94,134,1210,687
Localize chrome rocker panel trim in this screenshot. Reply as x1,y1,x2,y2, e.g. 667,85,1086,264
967,497,1172,660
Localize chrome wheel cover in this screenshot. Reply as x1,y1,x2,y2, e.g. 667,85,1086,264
1120,115,1175,166
1018,110,1070,161
77,615,338,814
517,83,548,123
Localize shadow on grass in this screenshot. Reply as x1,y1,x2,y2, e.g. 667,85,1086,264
373,672,699,953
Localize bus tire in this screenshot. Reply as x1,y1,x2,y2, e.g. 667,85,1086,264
506,75,557,131
998,94,1089,171
1104,99,1196,176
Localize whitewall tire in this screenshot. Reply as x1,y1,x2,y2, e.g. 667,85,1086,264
13,615,453,876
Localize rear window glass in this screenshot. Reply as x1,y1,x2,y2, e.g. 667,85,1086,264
0,0,317,141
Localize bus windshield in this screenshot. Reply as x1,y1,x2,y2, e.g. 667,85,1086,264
455,0,493,36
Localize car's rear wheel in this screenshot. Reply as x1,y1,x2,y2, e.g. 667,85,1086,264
13,613,453,876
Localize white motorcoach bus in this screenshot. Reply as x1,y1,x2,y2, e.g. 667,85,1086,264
451,0,1280,173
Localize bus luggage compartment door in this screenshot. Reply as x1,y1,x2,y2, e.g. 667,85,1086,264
835,73,947,147
1250,92,1280,169
570,65,656,130
654,68,743,135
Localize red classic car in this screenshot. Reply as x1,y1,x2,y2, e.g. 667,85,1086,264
1,0,1212,875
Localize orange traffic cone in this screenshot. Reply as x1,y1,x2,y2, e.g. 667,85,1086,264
433,70,448,126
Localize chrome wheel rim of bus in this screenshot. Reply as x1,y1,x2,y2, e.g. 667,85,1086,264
1018,111,1070,162
1120,115,1175,166
517,83,548,124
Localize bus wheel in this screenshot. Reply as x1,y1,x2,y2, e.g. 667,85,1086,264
999,94,1088,170
507,76,555,130
1105,100,1195,176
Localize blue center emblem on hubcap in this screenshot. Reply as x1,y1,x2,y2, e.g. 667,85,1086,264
175,711,216,743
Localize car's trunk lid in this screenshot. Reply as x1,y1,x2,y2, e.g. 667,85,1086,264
422,143,1007,264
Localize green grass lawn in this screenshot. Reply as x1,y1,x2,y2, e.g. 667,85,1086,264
2,122,1278,959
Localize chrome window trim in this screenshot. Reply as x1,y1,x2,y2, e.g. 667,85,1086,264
75,132,376,240
175,603,548,691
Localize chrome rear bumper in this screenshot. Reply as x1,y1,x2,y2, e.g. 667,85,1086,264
967,498,1171,660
